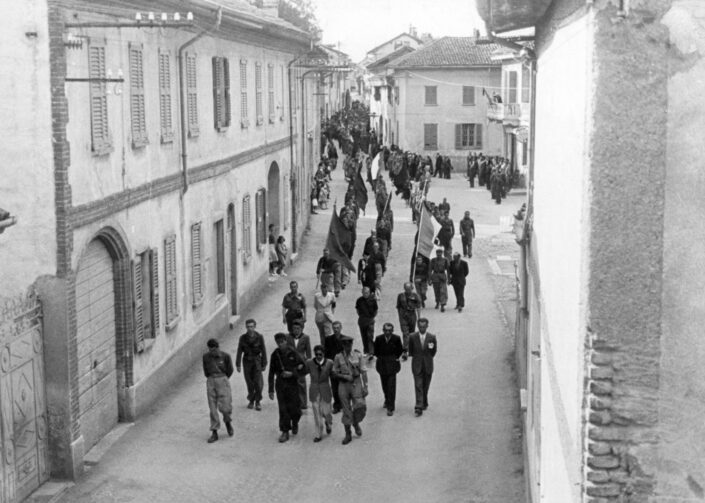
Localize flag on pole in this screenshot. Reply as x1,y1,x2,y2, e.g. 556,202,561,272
353,171,368,214
326,205,356,272
416,203,442,259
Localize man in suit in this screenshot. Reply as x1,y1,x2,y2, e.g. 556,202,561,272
373,323,404,416
304,345,334,442
286,321,312,410
449,253,469,312
407,318,437,417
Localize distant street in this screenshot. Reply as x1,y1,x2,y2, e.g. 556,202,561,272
59,158,526,503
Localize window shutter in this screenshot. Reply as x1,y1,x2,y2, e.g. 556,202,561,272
463,86,475,105
255,191,262,250
255,62,263,125
476,124,483,148
159,49,173,143
212,57,223,129
88,40,111,154
150,248,160,336
455,124,462,150
223,58,231,126
268,64,275,123
191,222,203,306
133,257,145,353
129,43,148,147
186,53,199,137
240,59,249,127
242,195,251,260
164,234,178,324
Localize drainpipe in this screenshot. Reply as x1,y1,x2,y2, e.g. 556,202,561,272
178,8,222,194
287,53,306,252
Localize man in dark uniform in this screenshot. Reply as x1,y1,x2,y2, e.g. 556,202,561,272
434,153,443,177
203,339,234,443
235,319,267,411
430,249,450,312
449,253,469,312
316,248,341,297
437,215,455,260
396,281,422,349
363,229,378,256
411,254,430,307
368,242,386,299
374,323,404,416
459,211,476,258
324,321,346,413
281,281,307,334
268,332,306,443
355,286,378,358
438,197,450,216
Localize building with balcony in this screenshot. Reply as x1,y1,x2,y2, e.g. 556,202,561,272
479,0,705,501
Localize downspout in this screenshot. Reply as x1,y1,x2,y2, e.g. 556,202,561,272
288,53,306,253
178,8,222,194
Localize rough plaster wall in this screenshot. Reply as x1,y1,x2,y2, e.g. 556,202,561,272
657,1,705,500
0,0,56,299
584,2,669,500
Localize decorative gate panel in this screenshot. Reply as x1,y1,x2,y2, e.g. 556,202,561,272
0,290,48,503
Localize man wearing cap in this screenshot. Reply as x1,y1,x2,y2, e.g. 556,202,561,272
355,286,378,358
449,253,469,312
286,321,312,410
459,211,476,258
235,319,267,411
396,281,422,349
373,323,404,416
411,254,430,308
325,321,346,413
203,338,234,443
407,318,437,417
282,281,307,334
429,248,450,312
316,248,341,297
304,345,334,442
268,333,306,443
332,335,368,445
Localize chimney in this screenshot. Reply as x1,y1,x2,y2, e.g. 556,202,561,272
409,25,418,38
255,0,280,17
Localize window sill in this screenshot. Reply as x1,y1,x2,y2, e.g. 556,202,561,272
256,117,264,126
424,104,438,107
165,315,181,332
92,144,114,157
132,137,149,149
143,338,156,351
216,125,230,133
269,116,276,124
188,128,200,139
240,119,250,129
192,297,204,309
462,104,476,107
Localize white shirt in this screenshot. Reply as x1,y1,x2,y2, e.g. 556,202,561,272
419,331,426,346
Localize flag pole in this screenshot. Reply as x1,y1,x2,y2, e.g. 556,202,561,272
410,205,423,284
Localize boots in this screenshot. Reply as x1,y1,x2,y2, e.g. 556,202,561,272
207,430,218,443
342,425,352,445
353,422,362,437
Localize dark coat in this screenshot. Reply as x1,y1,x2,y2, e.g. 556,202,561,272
373,334,403,375
408,332,437,376
449,259,469,286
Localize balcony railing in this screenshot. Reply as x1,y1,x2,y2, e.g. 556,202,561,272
487,102,530,124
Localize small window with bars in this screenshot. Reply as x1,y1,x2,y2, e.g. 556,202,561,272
164,234,179,329
88,38,112,155
255,62,263,126
191,222,204,307
212,56,231,131
133,248,159,353
186,53,199,137
158,49,174,143
240,59,249,128
255,188,266,251
242,195,252,262
268,64,275,124
424,86,437,106
128,42,148,148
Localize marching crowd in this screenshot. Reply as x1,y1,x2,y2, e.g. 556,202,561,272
203,136,487,448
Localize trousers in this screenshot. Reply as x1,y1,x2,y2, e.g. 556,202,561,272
413,372,433,410
311,396,332,438
452,282,466,308
461,236,473,257
275,377,301,433
358,318,375,355
207,376,232,431
379,373,397,411
431,281,448,306
242,360,263,402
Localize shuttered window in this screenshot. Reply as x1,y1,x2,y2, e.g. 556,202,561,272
88,39,112,155
268,64,275,124
159,49,174,143
255,62,263,125
212,56,231,131
191,222,204,306
508,71,518,104
462,86,475,106
424,86,437,106
280,64,285,121
133,256,145,352
186,52,199,137
455,123,483,149
214,219,225,295
242,195,252,262
522,64,531,103
164,234,178,327
149,249,160,337
128,43,148,148
240,59,249,127
423,123,438,150
133,249,159,353
255,188,266,250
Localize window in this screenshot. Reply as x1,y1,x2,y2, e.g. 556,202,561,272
462,86,475,106
128,43,148,148
268,64,275,123
423,123,438,150
280,64,285,121
242,195,252,261
158,49,174,143
240,59,249,128
133,248,159,352
255,62,263,125
424,86,437,105
522,64,531,103
212,56,231,131
88,39,112,155
186,52,199,137
191,222,204,307
522,139,528,165
374,86,381,102
508,70,518,104
455,123,483,149
214,219,225,295
394,86,399,105
164,234,179,328
255,188,266,251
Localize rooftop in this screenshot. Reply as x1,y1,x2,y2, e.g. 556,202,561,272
391,37,503,68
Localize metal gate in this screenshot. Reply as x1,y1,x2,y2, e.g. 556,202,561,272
0,290,49,502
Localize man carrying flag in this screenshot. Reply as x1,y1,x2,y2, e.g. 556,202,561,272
325,204,357,279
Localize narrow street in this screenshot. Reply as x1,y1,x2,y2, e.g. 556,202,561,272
58,159,526,503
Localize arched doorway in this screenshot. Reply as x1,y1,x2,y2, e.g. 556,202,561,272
267,162,281,234
227,203,238,316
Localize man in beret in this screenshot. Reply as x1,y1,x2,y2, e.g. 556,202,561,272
203,338,234,443
268,332,306,443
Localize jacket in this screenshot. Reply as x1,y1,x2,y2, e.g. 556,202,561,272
373,334,403,375
304,358,334,402
408,332,437,376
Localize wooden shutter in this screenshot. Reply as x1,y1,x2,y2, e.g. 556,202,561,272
88,40,111,154
150,248,160,336
522,64,531,103
455,124,462,149
425,86,436,105
164,234,178,324
223,58,231,126
255,62,263,125
509,71,518,103
186,53,199,137
268,64,275,123
212,56,224,130
475,124,483,148
159,49,173,143
424,124,437,150
129,43,148,147
242,195,251,260
255,190,263,250
240,59,248,126
191,222,203,306
133,257,145,353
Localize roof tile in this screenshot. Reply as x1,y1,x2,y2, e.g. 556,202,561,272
391,37,503,68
